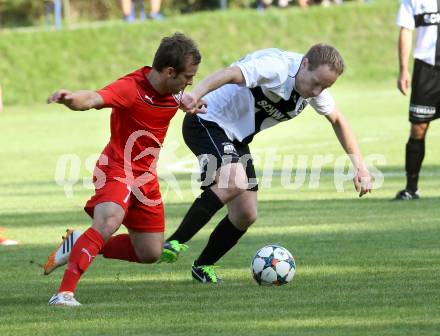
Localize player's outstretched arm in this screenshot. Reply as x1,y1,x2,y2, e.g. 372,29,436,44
181,66,245,114
47,89,104,111
325,106,373,197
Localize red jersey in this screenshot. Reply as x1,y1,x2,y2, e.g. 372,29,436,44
96,67,181,177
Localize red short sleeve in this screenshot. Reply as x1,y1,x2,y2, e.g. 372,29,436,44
96,77,137,109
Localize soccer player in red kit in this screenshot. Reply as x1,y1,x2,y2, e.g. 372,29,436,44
44,33,201,306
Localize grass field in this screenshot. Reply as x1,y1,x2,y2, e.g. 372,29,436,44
1,81,439,335
1,0,439,334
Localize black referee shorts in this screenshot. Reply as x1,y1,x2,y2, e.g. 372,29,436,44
182,114,258,191
409,59,440,124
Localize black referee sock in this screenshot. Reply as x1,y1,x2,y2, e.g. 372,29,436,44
194,216,247,266
167,188,224,243
405,137,425,192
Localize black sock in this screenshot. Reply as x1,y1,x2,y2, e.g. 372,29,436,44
167,188,224,243
405,137,425,191
194,216,246,266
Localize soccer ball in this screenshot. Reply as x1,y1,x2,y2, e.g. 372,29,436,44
251,245,296,286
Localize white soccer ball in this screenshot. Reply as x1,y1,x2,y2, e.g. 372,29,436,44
251,245,296,286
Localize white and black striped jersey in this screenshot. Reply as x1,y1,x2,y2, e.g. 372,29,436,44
397,0,440,66
198,48,335,144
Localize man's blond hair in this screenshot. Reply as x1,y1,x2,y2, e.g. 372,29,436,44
304,43,345,75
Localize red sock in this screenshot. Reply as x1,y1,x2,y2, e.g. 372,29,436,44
58,227,104,293
100,234,140,263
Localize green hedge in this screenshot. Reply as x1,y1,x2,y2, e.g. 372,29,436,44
0,0,229,27
0,0,399,105
0,0,377,28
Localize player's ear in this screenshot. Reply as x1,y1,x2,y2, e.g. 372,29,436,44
301,57,309,70
164,66,176,78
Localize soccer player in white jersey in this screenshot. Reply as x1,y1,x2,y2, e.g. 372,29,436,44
395,0,440,200
159,44,373,283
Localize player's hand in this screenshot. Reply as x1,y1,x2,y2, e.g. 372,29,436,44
353,167,373,197
397,70,411,95
47,89,73,105
180,93,207,115
180,92,197,111
191,99,207,114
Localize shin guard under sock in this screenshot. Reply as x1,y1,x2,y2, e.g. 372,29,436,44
405,137,425,191
195,216,246,266
58,227,104,293
167,188,224,243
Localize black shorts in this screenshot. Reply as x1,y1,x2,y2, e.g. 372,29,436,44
409,59,440,124
182,114,258,191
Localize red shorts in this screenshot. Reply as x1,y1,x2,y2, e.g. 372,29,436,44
84,165,164,233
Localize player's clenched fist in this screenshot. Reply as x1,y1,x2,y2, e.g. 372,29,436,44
180,92,206,115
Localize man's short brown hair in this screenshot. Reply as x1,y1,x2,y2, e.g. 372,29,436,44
304,43,344,75
152,32,201,74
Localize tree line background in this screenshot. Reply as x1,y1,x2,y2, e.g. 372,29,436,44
0,0,360,28
0,0,262,28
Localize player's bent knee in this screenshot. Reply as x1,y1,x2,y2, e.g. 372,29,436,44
93,218,121,240
134,247,162,264
231,210,257,229
242,212,257,227
93,210,124,239
246,212,258,225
